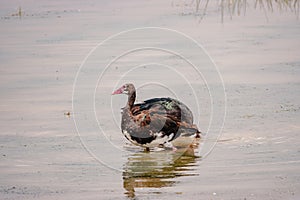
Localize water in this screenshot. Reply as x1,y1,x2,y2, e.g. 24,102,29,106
0,0,299,199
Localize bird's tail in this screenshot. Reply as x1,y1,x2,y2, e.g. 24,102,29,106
177,123,201,138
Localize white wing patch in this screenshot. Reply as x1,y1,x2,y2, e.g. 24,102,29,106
147,132,173,147
122,130,175,149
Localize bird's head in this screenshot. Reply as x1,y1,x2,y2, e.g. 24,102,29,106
112,83,135,95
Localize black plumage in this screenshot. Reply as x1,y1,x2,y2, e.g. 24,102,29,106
112,83,200,150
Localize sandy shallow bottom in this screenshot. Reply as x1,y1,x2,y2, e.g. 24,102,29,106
0,0,299,199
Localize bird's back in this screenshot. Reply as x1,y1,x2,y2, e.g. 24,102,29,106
131,97,194,124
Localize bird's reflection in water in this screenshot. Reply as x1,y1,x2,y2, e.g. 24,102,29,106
123,141,200,199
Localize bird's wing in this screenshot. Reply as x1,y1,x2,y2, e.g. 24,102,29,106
131,98,182,122
131,107,179,132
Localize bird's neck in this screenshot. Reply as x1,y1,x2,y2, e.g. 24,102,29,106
127,91,136,109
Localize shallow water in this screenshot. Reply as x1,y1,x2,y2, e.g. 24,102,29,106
0,0,300,199
122,147,200,198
